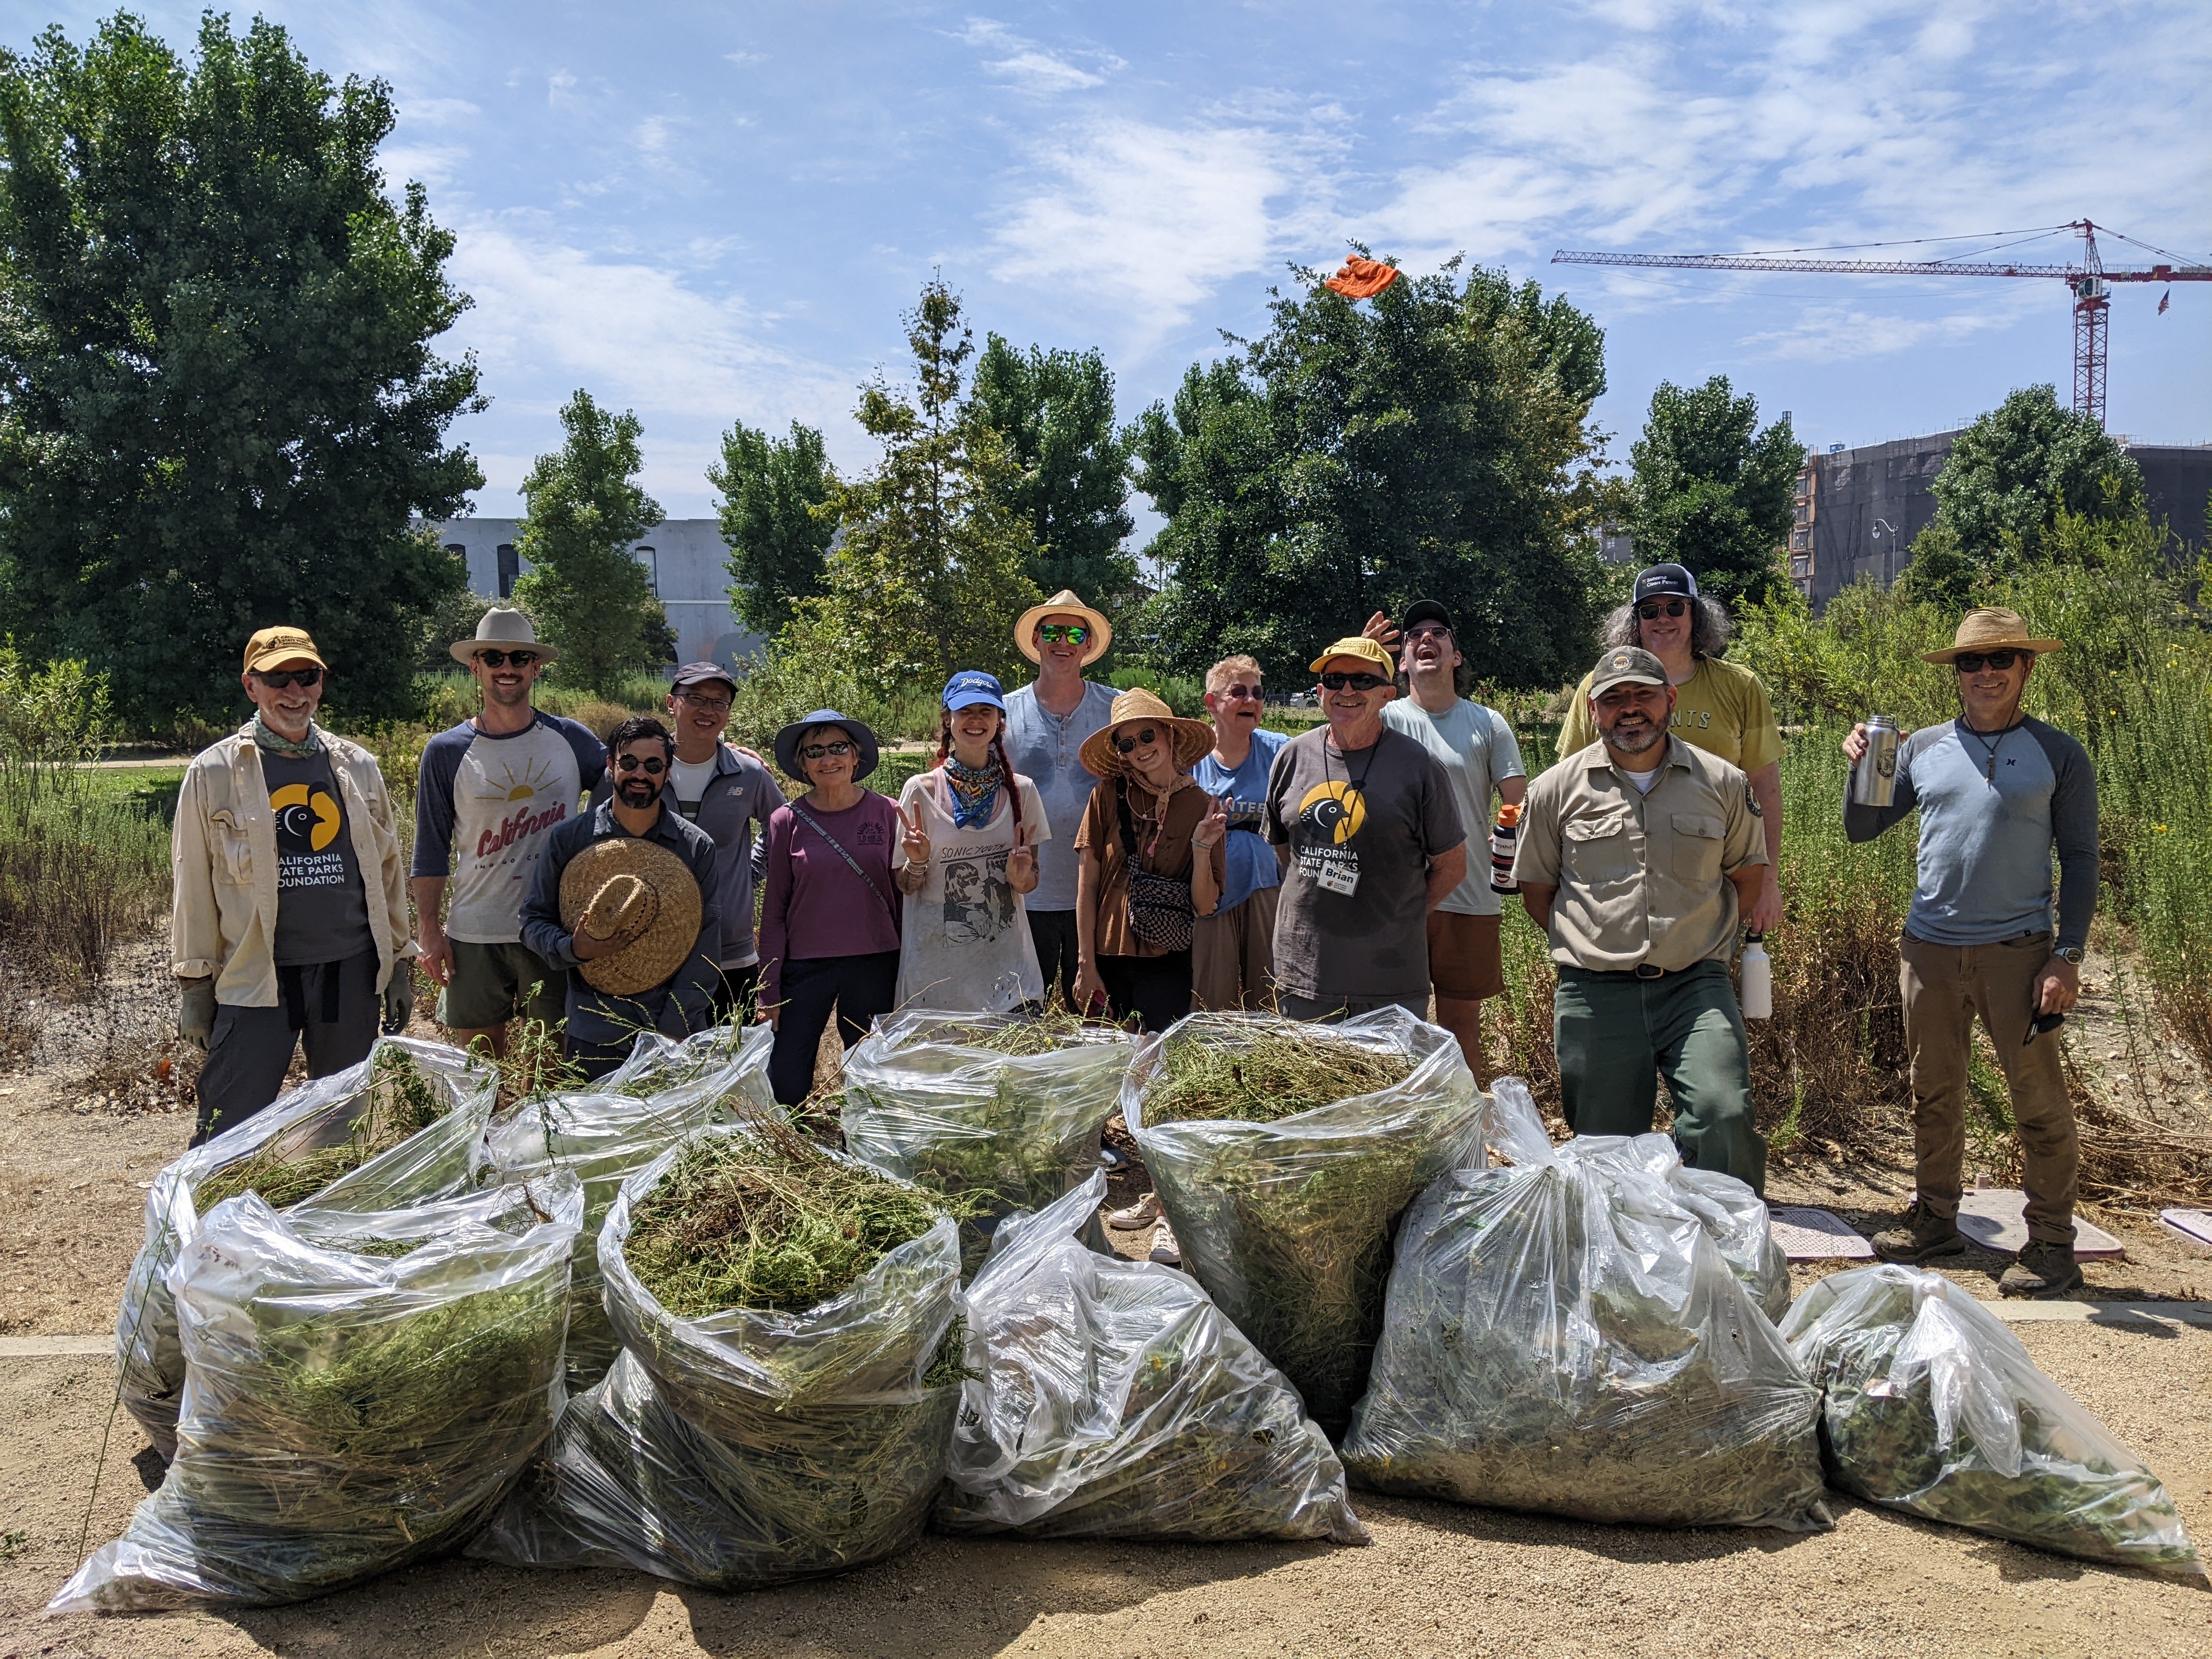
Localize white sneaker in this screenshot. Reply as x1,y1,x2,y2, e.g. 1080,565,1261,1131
1149,1218,1182,1266
1109,1192,1164,1230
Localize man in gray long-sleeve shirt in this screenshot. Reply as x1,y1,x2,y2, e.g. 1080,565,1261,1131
1843,608,2097,1298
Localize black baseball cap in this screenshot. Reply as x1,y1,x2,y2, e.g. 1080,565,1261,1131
1398,599,1453,634
670,661,738,696
1633,563,1699,602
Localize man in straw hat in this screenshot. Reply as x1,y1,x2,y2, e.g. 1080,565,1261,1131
1262,635,1465,1022
1845,607,2098,1297
523,716,721,1080
174,627,415,1142
412,606,606,1058
1003,589,1120,1007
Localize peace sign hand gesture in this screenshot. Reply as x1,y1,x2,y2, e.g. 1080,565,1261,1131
1006,822,1037,889
1193,792,1229,850
894,802,930,868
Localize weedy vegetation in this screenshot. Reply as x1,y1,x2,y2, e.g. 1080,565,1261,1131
194,1048,449,1211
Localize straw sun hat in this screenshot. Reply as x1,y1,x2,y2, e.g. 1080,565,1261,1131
1079,688,1214,778
1014,589,1113,665
558,838,703,997
1921,607,2063,665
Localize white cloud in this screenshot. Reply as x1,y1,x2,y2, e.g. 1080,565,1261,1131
957,18,1122,95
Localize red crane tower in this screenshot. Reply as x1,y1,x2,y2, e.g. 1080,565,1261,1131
1551,221,2211,428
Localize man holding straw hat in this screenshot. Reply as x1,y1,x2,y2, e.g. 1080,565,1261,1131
1844,607,2098,1298
522,715,721,1080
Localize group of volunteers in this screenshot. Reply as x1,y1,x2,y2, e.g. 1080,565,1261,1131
170,558,2101,1300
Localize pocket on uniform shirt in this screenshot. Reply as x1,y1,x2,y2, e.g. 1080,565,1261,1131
1562,812,1635,883
1670,812,1725,882
210,810,253,884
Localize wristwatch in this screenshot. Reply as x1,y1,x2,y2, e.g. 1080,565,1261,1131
2053,945,2085,965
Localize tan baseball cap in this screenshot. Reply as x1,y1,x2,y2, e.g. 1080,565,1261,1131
1589,645,1668,695
242,626,326,674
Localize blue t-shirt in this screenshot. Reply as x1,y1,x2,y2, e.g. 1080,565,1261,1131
1192,728,1288,914
1002,680,1119,912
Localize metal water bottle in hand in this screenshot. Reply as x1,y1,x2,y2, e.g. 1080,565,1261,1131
1739,934,1773,1020
1488,802,1521,894
1852,715,1900,808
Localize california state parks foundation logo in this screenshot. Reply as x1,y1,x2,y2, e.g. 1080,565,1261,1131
270,782,341,853
1297,781,1366,845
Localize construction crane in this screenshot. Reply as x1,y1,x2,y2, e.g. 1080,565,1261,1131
1551,221,2212,428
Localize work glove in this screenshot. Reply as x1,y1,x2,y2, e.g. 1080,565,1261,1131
383,969,416,1036
178,977,217,1052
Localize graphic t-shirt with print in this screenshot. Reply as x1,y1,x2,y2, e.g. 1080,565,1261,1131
893,768,1052,1012
412,712,607,944
262,749,374,967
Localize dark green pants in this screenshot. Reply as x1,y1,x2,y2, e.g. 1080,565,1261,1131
1554,960,1765,1193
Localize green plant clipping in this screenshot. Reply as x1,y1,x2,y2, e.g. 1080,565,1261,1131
194,1047,450,1212
1782,1265,2204,1581
1140,1025,1413,1126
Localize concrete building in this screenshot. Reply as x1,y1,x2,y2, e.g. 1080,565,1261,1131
429,518,766,671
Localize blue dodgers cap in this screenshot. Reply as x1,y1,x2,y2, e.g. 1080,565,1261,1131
941,670,1007,713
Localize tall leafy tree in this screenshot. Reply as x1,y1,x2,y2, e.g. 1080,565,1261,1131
1924,383,2146,566
0,12,481,728
709,418,836,637
808,279,1038,695
1626,376,1799,608
1127,258,1611,690
510,391,667,694
969,335,1136,608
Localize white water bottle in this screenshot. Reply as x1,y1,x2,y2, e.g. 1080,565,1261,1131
1739,934,1772,1021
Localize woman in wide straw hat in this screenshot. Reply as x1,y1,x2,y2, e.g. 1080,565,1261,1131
1071,688,1227,1033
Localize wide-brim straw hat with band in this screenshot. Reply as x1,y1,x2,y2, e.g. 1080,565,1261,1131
557,837,703,997
1080,687,1215,778
1015,589,1113,665
1920,607,2063,665
450,605,560,666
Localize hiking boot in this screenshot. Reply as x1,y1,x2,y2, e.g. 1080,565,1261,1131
1872,1201,1967,1265
2000,1239,2085,1299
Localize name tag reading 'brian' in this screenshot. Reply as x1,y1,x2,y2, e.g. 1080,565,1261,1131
1307,848,1361,896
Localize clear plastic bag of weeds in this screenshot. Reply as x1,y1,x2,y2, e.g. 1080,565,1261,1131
938,1173,1368,1544
1781,1265,2204,1579
479,1023,774,1390
117,1035,499,1456
1557,1132,1792,1323
54,1171,584,1612
603,1019,783,1105
1339,1079,1831,1532
1122,1007,1486,1435
842,1009,1137,1266
470,1124,963,1589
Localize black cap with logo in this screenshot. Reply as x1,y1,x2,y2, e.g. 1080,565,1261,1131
1633,563,1699,603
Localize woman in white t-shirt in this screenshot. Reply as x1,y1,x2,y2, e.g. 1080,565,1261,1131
893,671,1049,1011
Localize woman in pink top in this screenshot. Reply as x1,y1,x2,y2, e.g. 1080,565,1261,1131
758,709,903,1105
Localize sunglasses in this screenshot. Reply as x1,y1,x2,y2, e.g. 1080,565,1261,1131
1218,682,1262,700
475,650,539,669
1037,624,1090,645
1319,672,1390,692
1113,727,1161,754
678,693,731,714
800,740,854,760
1953,650,2025,673
1635,599,1689,620
614,753,668,775
252,667,323,689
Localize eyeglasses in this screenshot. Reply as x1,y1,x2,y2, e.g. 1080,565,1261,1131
678,693,731,714
1218,682,1262,700
252,667,323,689
1953,650,2024,673
1404,625,1452,642
1037,624,1090,645
1318,672,1390,692
1635,599,1689,621
1114,727,1160,754
474,650,538,669
614,753,668,775
800,741,854,760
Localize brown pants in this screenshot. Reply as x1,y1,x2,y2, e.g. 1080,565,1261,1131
1898,931,2077,1246
1192,885,1279,1011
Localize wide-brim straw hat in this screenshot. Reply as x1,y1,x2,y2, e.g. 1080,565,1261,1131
558,837,703,998
773,708,881,781
1015,589,1113,665
451,605,560,666
1080,688,1215,778
1921,606,2063,664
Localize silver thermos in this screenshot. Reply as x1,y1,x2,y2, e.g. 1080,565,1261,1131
1852,715,1900,808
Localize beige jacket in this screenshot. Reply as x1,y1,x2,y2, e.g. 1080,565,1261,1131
171,725,413,1006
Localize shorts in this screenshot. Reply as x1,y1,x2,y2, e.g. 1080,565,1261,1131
1427,911,1504,1002
439,939,568,1031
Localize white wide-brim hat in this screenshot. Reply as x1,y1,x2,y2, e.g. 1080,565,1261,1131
450,605,560,665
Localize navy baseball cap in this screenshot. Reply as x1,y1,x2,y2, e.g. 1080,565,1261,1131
1633,563,1699,602
942,670,1007,713
670,661,738,696
1398,599,1453,634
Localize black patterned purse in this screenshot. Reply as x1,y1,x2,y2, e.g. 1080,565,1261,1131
1116,783,1195,952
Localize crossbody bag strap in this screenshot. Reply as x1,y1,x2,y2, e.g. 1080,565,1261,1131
1114,778,1143,868
786,800,899,927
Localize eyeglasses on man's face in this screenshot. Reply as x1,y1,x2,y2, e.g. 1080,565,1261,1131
678,693,731,715
1635,599,1689,621
614,752,668,775
475,650,538,669
1954,650,2024,673
1319,672,1390,692
1404,625,1452,643
1114,727,1160,754
1037,623,1090,645
252,667,323,690
800,741,854,760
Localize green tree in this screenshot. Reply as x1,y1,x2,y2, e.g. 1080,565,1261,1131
1626,376,1799,608
808,278,1039,696
1127,257,1611,689
709,418,836,637
0,12,482,729
969,335,1136,609
510,391,668,694
1921,383,2146,569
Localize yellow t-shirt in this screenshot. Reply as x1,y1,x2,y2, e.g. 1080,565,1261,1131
1558,654,1783,774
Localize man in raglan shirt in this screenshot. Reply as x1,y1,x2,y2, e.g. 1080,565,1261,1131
411,608,607,1056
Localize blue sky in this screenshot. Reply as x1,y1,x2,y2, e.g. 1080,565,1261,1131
14,2,2212,528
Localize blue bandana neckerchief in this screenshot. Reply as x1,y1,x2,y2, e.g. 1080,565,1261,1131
944,755,1005,830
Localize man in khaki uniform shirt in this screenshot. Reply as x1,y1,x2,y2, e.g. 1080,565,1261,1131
1513,646,1770,1189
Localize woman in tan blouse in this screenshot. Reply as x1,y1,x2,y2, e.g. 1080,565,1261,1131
1071,689,1227,1033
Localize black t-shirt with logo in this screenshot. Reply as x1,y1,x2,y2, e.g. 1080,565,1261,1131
263,750,375,967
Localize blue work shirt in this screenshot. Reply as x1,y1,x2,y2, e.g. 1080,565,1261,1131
1192,728,1288,915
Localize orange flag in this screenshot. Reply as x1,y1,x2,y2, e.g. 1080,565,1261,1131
1324,257,1400,300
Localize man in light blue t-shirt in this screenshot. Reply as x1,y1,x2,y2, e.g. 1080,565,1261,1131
1190,654,1286,1009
